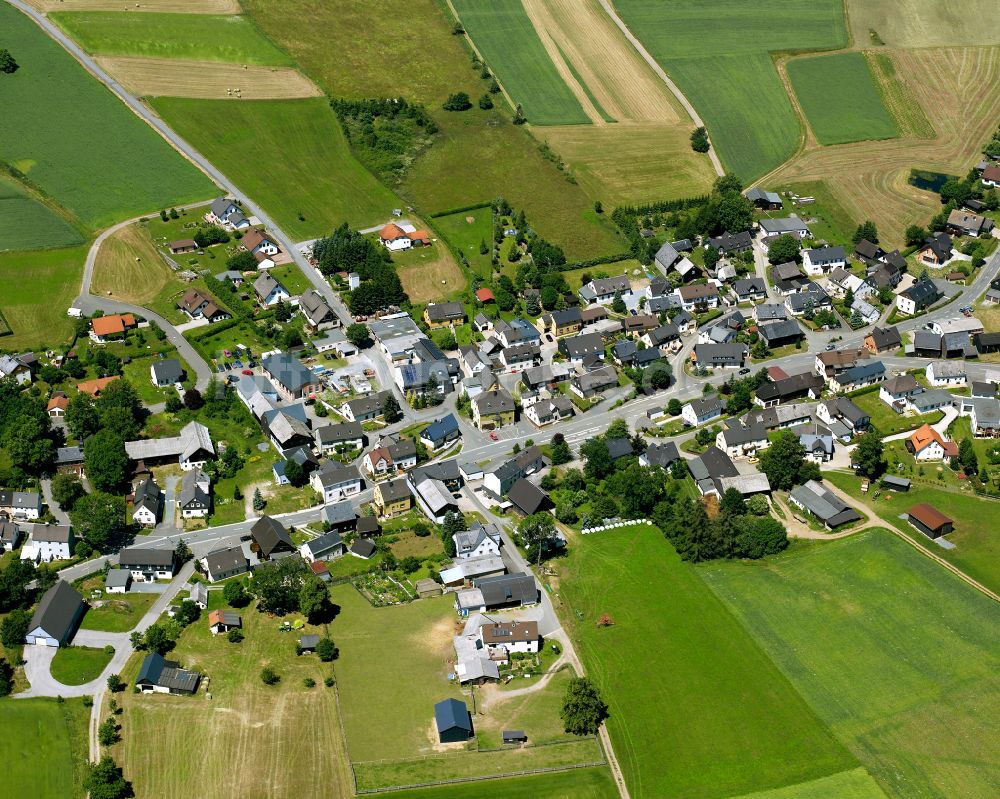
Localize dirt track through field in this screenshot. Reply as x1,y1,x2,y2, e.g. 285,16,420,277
27,0,239,12
763,46,1000,247
95,56,322,99
526,0,681,125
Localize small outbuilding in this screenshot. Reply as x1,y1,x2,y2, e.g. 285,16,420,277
299,634,320,653
105,569,132,594
907,504,954,539
880,475,911,492
503,730,528,744
208,609,242,634
434,698,473,743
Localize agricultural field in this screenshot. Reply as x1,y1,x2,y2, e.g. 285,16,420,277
614,0,847,181
393,243,467,304
0,698,91,799
377,767,618,799
847,0,1000,48
0,4,214,230
330,586,602,791
50,12,294,65
95,57,321,100
0,244,88,351
787,53,898,146
557,524,855,799
728,769,887,799
825,469,1000,596
0,175,85,252
115,598,353,799
701,530,1000,799
151,97,403,238
450,0,589,126
767,46,1000,247
239,0,626,259
28,0,240,12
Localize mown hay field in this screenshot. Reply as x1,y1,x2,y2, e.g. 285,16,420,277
0,175,84,251
96,57,321,99
28,0,239,12
613,0,847,182
787,52,898,145
701,530,1000,799
0,245,89,350
0,4,213,229
51,11,294,64
151,97,403,238
376,767,618,799
394,244,467,305
450,0,590,126
0,698,91,799
726,768,887,799
115,598,353,799
559,525,855,799
239,0,625,259
767,46,1000,246
847,0,1000,48
90,220,183,305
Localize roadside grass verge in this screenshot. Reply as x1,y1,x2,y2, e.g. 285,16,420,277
0,697,91,798
151,97,402,238
787,53,898,145
0,4,213,229
557,524,854,799
700,528,1000,799
50,645,114,685
50,11,293,65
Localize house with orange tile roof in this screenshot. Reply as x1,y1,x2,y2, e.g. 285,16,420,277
905,424,958,462
47,393,70,417
76,376,120,397
89,313,136,343
378,223,431,252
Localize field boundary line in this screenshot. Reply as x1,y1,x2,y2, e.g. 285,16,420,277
353,758,608,794
594,0,723,176
441,0,518,117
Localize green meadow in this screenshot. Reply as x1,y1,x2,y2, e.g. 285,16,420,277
614,0,847,181
0,4,213,230
450,0,590,125
560,525,854,799
151,97,402,238
0,175,84,251
788,53,899,145
375,767,618,799
50,12,293,65
701,530,1000,799
0,698,91,798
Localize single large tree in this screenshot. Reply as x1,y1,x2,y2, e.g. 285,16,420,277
0,49,18,74
517,512,556,564
84,429,129,493
853,429,885,478
758,430,809,490
345,323,371,349
84,756,132,799
560,677,609,735
382,393,402,423
250,557,305,614
70,492,126,552
299,574,332,623
767,234,800,265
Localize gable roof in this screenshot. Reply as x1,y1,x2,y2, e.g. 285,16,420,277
251,515,293,556
253,272,287,300
91,313,135,337
434,698,472,733
136,652,200,693
29,580,85,642
868,326,901,350
908,503,952,530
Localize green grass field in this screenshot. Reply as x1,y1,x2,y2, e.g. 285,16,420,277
729,768,887,799
50,645,114,685
0,244,88,351
376,766,618,799
702,530,1000,799
450,0,589,126
787,53,898,145
614,0,847,181
0,5,213,230
239,0,624,261
0,697,90,798
51,11,293,65
80,591,158,632
151,97,401,238
432,207,494,278
0,175,84,251
558,525,854,799
825,470,1000,596
851,391,943,436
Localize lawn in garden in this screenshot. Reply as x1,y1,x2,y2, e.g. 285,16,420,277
701,529,1000,799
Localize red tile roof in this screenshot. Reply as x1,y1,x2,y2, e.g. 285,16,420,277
379,223,407,241
91,314,135,337
908,503,952,530
475,288,495,302
76,376,120,397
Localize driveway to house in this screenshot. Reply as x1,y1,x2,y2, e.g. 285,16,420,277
881,404,959,442
16,561,195,699
40,478,72,526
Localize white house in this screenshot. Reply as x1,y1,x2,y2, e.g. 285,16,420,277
131,479,162,527
310,461,362,503
20,524,74,563
118,546,178,581
177,470,211,518
926,361,966,387
25,581,86,647
802,246,847,276
476,620,540,663
0,490,42,520
253,273,290,307
454,523,503,560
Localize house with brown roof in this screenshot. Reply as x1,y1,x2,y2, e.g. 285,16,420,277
241,229,280,257
177,289,230,323
89,313,136,343
76,376,120,397
47,393,69,417
907,504,954,539
674,283,719,312
168,239,197,254
945,209,994,237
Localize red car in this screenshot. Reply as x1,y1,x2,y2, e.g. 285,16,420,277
489,431,499,441
241,368,253,376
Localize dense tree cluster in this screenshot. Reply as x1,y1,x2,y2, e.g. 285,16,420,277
757,430,821,491
0,382,59,480
331,97,438,182
656,493,787,563
690,126,710,153
313,224,407,314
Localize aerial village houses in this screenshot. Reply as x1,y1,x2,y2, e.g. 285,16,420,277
89,313,136,343
125,421,215,471
207,196,250,230
424,301,466,328
178,289,230,323
25,581,87,647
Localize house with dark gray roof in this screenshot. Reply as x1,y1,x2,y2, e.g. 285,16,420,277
694,343,747,369
420,414,461,451
136,652,200,694
864,325,901,354
579,275,632,304
755,372,823,408
131,478,162,527
434,698,473,743
315,421,363,455
706,231,753,254
299,289,338,330
262,352,322,401
253,272,289,307
25,580,86,647
745,187,782,208
758,319,803,348
201,545,250,582
250,516,295,561
119,546,177,581
789,480,860,529
897,276,941,316
150,358,184,387
507,479,552,516
640,442,680,468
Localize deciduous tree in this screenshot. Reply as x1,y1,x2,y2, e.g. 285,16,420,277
560,677,608,735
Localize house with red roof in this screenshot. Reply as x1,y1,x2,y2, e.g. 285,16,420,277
89,313,136,343
475,288,495,304
378,223,431,252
